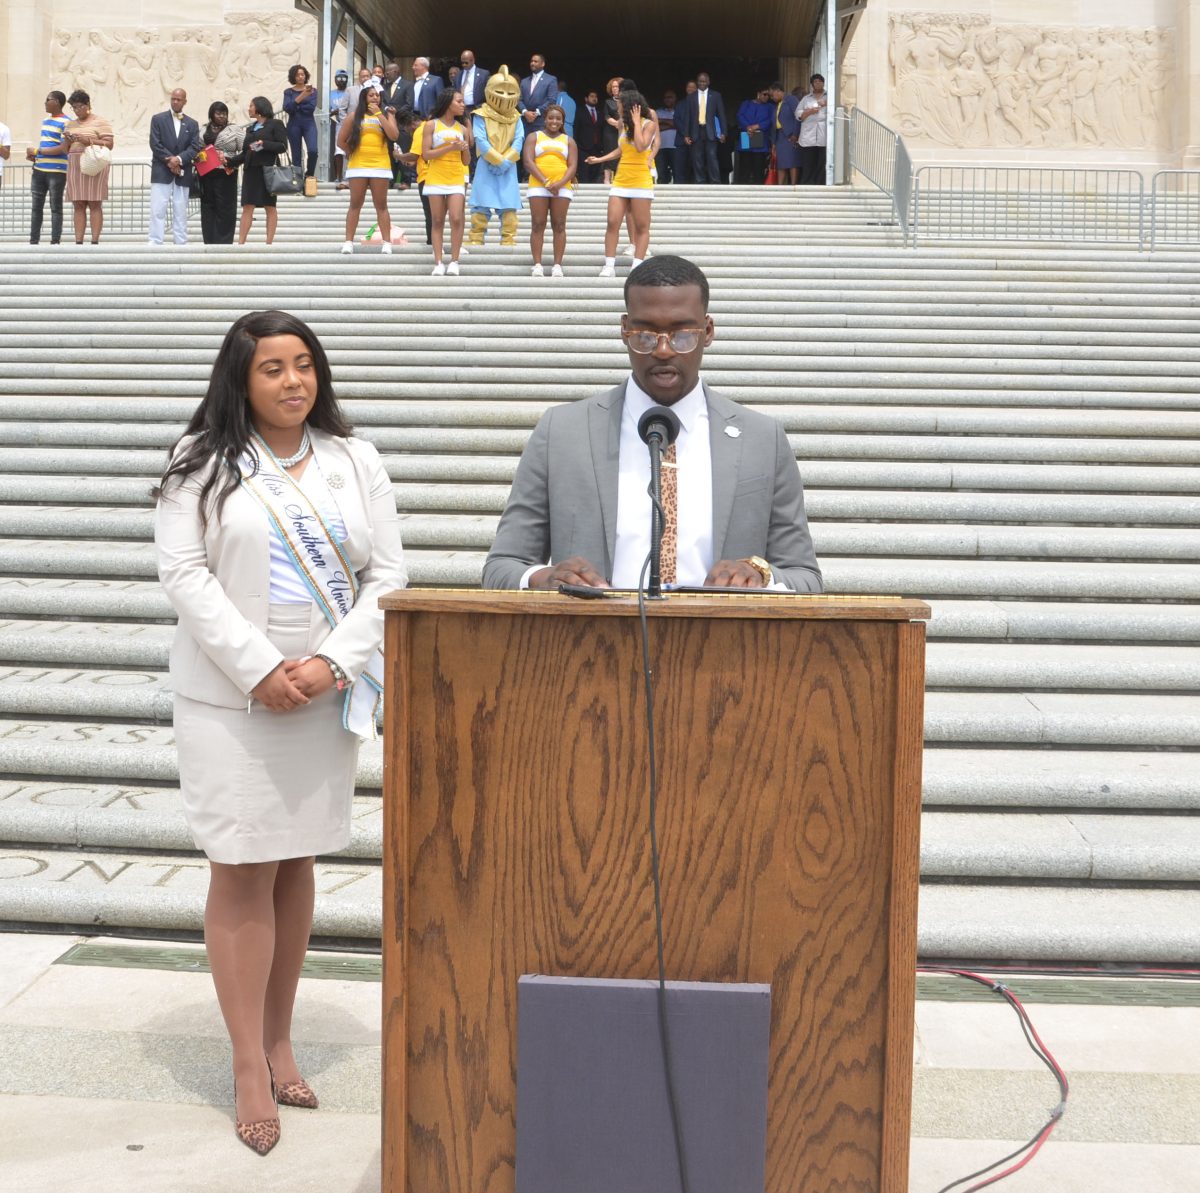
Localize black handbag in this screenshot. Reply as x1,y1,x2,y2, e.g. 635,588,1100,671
264,148,303,196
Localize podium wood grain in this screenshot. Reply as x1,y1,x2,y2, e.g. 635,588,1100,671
382,594,926,1193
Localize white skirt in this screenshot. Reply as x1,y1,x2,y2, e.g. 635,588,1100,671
425,184,466,196
527,186,573,200
174,604,359,865
610,186,655,200
345,167,392,179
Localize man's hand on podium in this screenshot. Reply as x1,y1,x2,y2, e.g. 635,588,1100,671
529,556,610,590
704,558,769,588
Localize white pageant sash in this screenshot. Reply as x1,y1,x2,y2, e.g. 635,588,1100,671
239,432,384,739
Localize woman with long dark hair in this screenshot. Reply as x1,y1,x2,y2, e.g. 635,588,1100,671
155,310,406,1156
282,64,318,181
198,102,242,244
337,83,399,254
237,96,288,245
421,88,470,275
586,88,657,276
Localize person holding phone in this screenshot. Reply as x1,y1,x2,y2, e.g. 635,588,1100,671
338,83,399,254
797,73,829,185
232,96,288,245
283,64,318,182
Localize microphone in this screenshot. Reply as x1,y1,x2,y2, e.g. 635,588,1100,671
638,406,682,450
637,406,682,598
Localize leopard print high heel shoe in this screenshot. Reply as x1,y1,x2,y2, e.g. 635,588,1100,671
266,1057,319,1110
233,1077,281,1156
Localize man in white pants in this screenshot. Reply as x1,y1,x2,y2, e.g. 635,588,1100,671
148,89,201,245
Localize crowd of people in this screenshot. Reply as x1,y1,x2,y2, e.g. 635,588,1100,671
12,51,828,267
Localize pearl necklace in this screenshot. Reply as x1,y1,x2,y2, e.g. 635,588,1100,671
275,426,311,469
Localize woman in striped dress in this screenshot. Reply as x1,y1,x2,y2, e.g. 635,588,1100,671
63,90,114,244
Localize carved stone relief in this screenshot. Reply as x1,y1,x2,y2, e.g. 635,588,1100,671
889,13,1174,150
50,12,317,146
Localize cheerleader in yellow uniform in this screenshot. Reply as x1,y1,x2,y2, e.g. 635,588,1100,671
421,89,471,275
336,82,399,254
586,88,657,277
523,104,578,278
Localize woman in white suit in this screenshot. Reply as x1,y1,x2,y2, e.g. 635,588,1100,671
154,310,406,1155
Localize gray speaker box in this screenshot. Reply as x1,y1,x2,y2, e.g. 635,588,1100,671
516,975,771,1193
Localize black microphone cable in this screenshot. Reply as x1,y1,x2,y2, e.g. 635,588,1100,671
636,492,691,1193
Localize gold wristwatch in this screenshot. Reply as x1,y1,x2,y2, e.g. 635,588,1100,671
744,556,773,586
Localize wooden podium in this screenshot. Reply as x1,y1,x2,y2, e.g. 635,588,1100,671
380,590,929,1193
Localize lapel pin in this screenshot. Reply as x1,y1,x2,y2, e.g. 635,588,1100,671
725,425,742,439
327,472,346,489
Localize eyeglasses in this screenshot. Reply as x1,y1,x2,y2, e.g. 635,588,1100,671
622,328,705,354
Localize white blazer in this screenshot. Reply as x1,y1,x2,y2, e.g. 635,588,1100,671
155,428,407,709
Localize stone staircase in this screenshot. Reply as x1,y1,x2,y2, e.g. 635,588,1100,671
1,184,1197,962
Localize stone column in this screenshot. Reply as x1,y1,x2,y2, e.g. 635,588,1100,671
1180,0,1200,165
2,0,53,156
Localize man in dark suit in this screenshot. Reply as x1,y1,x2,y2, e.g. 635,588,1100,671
575,88,603,182
519,53,559,135
410,57,444,118
147,88,201,245
458,49,490,114
676,71,728,184
483,255,822,593
380,61,413,117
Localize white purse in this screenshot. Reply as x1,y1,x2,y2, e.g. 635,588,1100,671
80,144,113,176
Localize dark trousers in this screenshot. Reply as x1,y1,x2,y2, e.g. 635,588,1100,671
418,181,432,245
199,170,238,243
689,136,720,183
30,170,66,244
800,145,827,185
288,115,319,177
735,151,767,184
673,143,691,184
654,146,675,184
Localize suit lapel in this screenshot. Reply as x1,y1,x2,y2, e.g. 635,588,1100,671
589,384,625,572
706,385,743,560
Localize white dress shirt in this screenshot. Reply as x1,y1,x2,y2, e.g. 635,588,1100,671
462,67,476,105
611,378,712,588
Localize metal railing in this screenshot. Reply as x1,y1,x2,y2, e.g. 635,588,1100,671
911,166,1145,249
847,107,913,241
0,162,198,240
1148,171,1200,251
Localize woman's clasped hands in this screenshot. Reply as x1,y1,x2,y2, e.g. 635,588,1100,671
250,657,336,711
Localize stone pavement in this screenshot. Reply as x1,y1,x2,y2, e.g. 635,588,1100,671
1,932,1198,1192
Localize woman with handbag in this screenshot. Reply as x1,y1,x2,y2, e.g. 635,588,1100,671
235,96,288,245
64,90,114,244
154,309,406,1156
198,102,243,244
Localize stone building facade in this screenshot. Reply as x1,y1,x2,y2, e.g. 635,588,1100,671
2,0,1199,170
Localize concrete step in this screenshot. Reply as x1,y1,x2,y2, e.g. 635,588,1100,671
3,842,1196,959
918,885,1200,962
922,748,1200,811
0,780,382,857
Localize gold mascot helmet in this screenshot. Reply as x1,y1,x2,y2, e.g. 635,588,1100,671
483,64,520,119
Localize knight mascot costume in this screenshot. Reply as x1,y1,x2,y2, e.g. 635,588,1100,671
468,64,524,246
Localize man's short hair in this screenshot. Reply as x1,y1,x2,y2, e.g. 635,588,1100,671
49,90,67,106
624,255,710,312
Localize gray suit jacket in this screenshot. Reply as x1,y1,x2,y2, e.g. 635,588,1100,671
482,382,822,592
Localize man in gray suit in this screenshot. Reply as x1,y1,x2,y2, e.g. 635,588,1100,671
483,256,822,592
